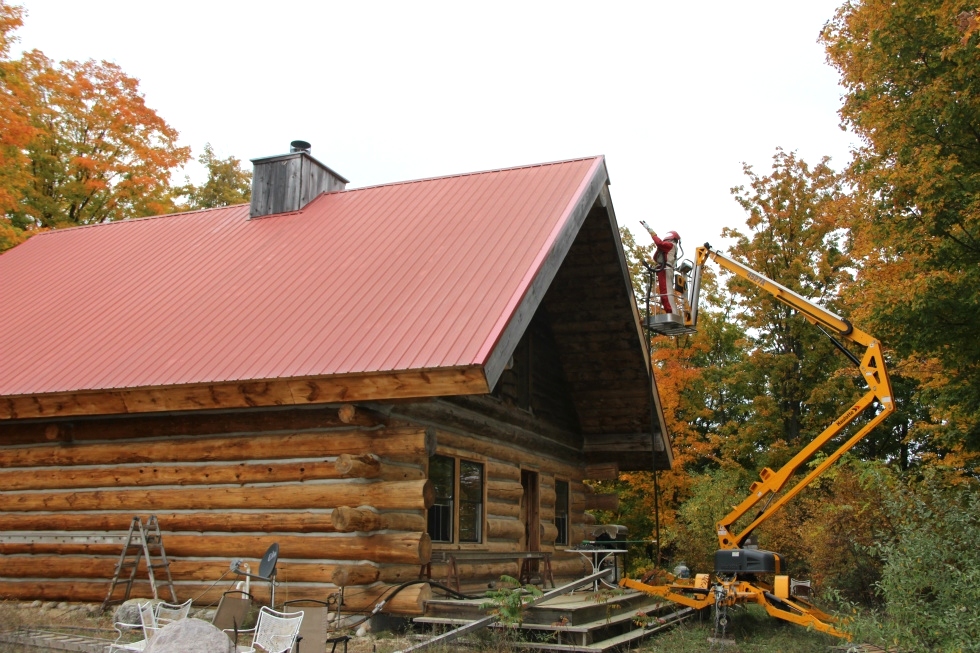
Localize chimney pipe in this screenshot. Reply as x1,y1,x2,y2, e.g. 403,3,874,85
289,140,312,154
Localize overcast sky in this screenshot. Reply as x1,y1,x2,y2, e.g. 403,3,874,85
14,0,855,255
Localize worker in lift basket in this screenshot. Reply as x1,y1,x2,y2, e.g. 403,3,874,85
640,221,681,315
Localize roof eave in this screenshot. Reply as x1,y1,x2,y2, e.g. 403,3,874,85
0,366,488,421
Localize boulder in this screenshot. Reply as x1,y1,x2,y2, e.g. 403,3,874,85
144,618,234,653
114,598,156,625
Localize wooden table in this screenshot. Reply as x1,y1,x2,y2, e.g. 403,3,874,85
423,550,554,592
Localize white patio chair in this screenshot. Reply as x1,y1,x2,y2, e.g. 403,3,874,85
226,605,304,653
109,602,161,652
155,597,193,625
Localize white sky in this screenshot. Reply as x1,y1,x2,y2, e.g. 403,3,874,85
13,0,855,253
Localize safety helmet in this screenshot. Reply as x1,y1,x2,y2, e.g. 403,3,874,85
664,230,680,242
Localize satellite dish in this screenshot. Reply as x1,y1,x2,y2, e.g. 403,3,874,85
258,543,279,580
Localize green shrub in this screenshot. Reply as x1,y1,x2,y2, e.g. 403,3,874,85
851,468,980,651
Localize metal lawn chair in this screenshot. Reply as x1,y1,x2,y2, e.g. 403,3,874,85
109,602,160,653
155,597,193,625
226,605,304,653
213,590,255,634
283,599,330,653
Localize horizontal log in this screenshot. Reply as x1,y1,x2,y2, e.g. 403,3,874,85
539,486,557,508
0,511,337,534
585,462,620,481
424,554,591,585
487,480,523,503
0,427,434,468
584,493,620,512
0,458,412,492
334,453,379,478
0,556,382,586
485,461,520,482
485,500,520,519
540,522,559,545
0,580,431,615
583,432,653,454
0,532,432,565
0,404,388,447
486,518,525,541
379,564,431,584
284,582,431,615
433,430,582,478
0,479,434,513
330,507,426,533
0,366,489,421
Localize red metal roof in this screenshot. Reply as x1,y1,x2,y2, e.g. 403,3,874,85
0,156,606,396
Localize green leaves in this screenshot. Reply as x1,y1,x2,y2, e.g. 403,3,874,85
176,143,251,211
823,0,980,451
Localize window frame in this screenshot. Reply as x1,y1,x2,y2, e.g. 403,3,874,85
554,478,570,546
427,453,485,545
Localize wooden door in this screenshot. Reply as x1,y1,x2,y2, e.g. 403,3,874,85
521,470,540,552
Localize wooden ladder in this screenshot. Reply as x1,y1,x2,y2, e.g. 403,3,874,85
101,515,177,612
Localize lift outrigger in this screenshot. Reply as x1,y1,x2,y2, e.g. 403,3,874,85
624,243,894,639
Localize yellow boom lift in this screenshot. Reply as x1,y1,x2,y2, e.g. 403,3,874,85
625,243,894,639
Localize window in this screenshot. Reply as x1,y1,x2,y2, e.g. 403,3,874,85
555,479,570,546
427,454,484,544
428,455,454,543
459,460,484,543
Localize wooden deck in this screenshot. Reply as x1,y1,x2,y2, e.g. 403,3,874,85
415,587,695,652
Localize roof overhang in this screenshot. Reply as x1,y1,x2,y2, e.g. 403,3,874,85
0,366,488,420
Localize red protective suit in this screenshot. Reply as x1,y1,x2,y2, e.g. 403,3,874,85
641,223,680,314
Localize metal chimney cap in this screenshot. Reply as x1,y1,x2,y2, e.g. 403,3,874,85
290,140,312,154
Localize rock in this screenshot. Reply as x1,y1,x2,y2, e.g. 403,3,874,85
114,598,154,625
144,618,234,653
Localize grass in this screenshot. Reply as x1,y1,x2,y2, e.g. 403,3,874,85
0,599,848,653
633,604,840,653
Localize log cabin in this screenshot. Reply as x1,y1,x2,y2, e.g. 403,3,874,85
0,144,674,615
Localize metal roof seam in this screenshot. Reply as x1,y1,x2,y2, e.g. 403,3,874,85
415,165,555,368
436,162,591,368
474,157,605,365
386,170,505,371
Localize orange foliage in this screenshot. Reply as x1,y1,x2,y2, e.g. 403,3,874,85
0,2,189,249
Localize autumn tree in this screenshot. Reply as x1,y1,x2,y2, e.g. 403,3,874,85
823,0,980,452
722,150,872,471
0,1,31,249
0,0,189,250
177,143,251,211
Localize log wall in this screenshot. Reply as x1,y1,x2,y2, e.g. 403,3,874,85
0,398,603,610
0,406,434,614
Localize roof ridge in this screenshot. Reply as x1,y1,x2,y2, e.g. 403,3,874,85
347,155,603,193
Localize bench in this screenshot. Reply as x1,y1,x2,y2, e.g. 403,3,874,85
422,550,555,592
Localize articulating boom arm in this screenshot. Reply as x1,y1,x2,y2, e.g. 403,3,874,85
694,244,895,550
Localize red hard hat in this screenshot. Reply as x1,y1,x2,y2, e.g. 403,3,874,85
664,230,680,241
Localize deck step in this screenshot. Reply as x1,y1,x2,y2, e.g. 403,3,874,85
0,629,112,653
414,598,694,653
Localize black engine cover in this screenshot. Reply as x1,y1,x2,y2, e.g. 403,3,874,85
714,548,783,574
